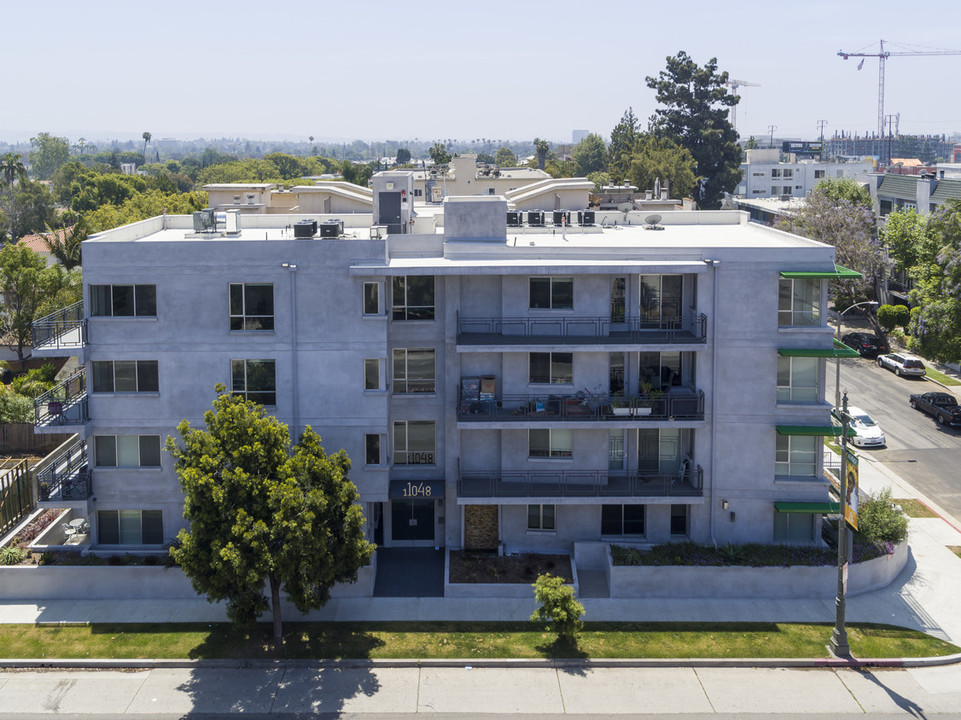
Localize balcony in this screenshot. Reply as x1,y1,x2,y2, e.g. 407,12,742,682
32,301,87,358
458,389,705,424
36,438,92,505
458,466,704,501
457,314,707,349
34,369,88,433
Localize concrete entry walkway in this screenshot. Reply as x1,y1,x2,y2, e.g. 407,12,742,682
372,548,445,597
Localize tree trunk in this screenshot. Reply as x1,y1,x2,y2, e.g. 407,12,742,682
269,573,283,642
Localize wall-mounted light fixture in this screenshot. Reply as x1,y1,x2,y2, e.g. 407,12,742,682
721,499,729,510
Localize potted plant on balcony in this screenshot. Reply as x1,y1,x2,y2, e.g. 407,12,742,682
38,482,50,501
610,398,632,416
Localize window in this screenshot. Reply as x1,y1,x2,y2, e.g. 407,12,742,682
670,505,688,536
92,360,158,393
392,276,435,320
529,428,573,459
602,504,645,535
527,504,555,531
413,188,423,197
364,359,381,391
752,171,766,177
94,435,161,467
776,356,818,403
529,277,573,309
392,348,435,393
363,282,380,315
609,429,625,469
90,284,156,317
229,283,273,331
529,352,573,384
609,352,625,396
814,169,825,179
778,278,819,327
640,274,682,324
610,277,626,322
98,510,163,545
775,434,817,477
231,359,276,405
393,421,435,465
774,512,815,543
365,434,382,465
783,169,794,179
771,169,782,178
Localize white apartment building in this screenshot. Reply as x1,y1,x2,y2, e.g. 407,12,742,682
31,172,856,589
738,149,874,200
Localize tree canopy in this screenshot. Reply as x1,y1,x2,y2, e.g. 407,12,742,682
608,108,640,182
570,134,607,176
625,135,697,200
494,146,517,167
645,52,741,209
29,133,70,180
428,143,452,166
167,387,374,640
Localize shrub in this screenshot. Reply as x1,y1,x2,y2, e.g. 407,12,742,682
531,573,584,644
0,546,27,566
857,488,909,545
877,304,910,333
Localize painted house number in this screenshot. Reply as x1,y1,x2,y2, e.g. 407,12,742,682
402,481,432,498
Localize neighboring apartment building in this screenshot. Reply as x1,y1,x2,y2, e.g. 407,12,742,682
861,171,961,217
32,171,853,587
738,149,874,200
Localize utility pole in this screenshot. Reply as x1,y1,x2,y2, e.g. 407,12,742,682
830,394,853,659
817,120,828,159
768,125,777,149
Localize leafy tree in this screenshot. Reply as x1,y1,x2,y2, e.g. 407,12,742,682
645,52,741,209
0,153,27,187
141,131,152,165
586,171,611,196
570,133,607,176
744,136,758,149
340,161,375,188
428,142,451,166
530,573,584,646
814,177,871,209
0,391,34,424
532,138,550,171
857,488,908,546
167,387,374,641
42,218,88,271
625,134,697,200
84,189,207,233
494,146,517,167
0,180,57,240
395,147,412,165
608,107,640,182
29,133,70,180
877,304,910,333
476,152,496,165
880,207,936,271
264,153,307,180
0,244,72,361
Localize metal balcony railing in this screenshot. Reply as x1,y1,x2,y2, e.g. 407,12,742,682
456,313,708,345
36,438,92,502
458,389,705,422
31,301,87,351
458,465,703,499
34,369,87,428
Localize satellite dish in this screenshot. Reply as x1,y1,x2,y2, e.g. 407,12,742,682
644,214,665,231
617,202,633,214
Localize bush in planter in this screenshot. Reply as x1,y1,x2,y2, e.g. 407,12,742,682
857,488,908,546
0,546,27,566
531,573,584,645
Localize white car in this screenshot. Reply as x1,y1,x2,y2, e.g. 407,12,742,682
847,406,886,448
877,353,926,377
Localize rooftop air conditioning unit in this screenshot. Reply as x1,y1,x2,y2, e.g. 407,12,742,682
225,209,241,234
527,211,544,227
553,211,570,226
578,210,595,226
506,211,522,227
294,219,318,238
320,219,343,238
192,209,217,233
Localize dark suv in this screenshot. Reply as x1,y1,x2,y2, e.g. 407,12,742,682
841,332,887,358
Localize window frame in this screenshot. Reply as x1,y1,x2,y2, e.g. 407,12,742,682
365,433,383,466
392,348,436,394
392,420,436,465
89,284,157,318
527,504,556,531
529,351,573,385
392,276,435,321
229,282,274,331
230,359,277,406
670,504,689,536
774,512,816,544
529,276,574,310
775,434,818,477
98,509,164,545
778,278,820,327
776,356,819,403
364,358,381,391
528,428,573,459
91,360,159,393
363,282,380,316
94,435,162,468
601,504,645,536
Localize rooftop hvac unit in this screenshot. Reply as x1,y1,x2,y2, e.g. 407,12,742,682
320,219,343,238
527,211,544,227
294,219,318,238
578,210,595,226
192,209,217,233
225,209,241,234
506,211,522,227
553,211,570,226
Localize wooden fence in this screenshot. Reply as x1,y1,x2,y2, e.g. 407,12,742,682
0,460,31,538
0,424,73,455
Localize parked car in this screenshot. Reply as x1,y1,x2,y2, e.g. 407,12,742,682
909,392,961,427
877,353,926,377
846,406,886,447
841,332,887,358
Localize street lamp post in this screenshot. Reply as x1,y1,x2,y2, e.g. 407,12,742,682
830,392,852,658
834,301,878,409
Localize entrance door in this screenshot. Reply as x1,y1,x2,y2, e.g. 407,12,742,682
391,499,435,543
379,192,403,234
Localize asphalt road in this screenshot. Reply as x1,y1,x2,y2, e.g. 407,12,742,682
827,353,961,524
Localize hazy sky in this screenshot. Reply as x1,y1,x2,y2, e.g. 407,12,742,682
3,0,960,146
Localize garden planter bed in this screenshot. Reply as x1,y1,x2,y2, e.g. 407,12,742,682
446,551,576,598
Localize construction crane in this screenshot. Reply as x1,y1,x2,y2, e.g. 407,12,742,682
838,40,961,162
724,78,760,134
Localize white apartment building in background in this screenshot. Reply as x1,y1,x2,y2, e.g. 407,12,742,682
31,173,856,592
738,148,874,200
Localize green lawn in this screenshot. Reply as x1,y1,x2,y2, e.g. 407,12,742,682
1,622,956,660
893,498,940,519
925,367,961,386
949,546,961,560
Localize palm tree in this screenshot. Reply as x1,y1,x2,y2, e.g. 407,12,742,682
42,218,88,271
141,131,152,164
0,152,27,187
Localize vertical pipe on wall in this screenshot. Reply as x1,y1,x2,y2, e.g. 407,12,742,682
708,259,720,548
282,263,299,437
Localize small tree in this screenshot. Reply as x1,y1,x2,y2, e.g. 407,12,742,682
395,147,412,165
166,386,374,641
530,573,584,645
857,488,908,546
877,304,910,334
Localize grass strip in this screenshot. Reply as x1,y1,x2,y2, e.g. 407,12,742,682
0,622,955,660
893,498,940,519
926,367,961,386
948,546,961,560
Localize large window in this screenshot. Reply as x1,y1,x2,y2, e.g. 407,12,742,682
601,504,645,536
393,421,435,465
774,512,816,543
364,359,381,391
92,360,158,393
527,504,556,531
392,348,435,393
611,278,626,322
229,283,274,331
392,276,435,320
775,434,817,477
609,429,625,469
778,278,819,327
94,435,162,467
363,282,380,315
640,275,682,324
670,504,688,536
529,428,573,459
776,356,818,403
90,284,156,317
231,359,276,405
98,510,163,545
529,352,573,385
530,277,573,309
365,434,382,465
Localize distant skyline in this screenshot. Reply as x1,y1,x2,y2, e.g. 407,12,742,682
3,0,961,147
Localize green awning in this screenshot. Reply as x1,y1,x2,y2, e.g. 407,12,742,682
778,340,860,359
774,501,840,514
780,264,862,280
776,425,853,437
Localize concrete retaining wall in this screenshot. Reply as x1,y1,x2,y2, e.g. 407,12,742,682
444,550,579,598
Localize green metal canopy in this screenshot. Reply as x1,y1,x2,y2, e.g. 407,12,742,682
776,425,854,437
779,264,862,280
778,340,860,359
774,501,840,514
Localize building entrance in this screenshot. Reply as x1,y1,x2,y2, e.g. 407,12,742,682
391,498,435,543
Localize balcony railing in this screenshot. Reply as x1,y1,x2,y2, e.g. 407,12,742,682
458,389,705,422
36,438,92,502
458,466,704,499
32,301,87,351
34,369,87,428
457,313,708,345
